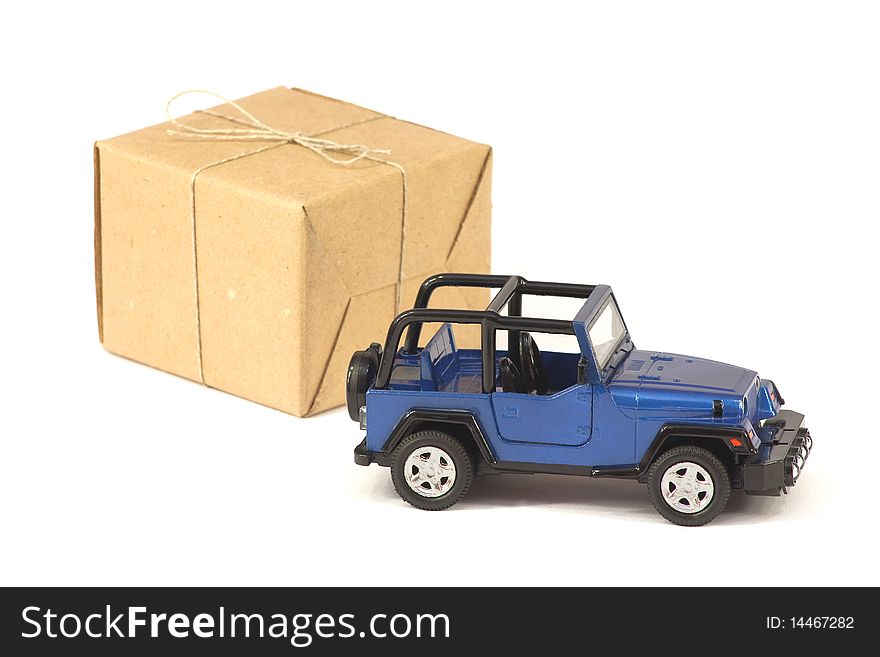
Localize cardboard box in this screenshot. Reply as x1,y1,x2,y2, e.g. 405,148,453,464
94,87,491,416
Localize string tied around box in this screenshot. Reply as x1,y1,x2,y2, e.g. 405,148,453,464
165,90,408,384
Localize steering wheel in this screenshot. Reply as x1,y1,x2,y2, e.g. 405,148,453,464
519,332,547,395
499,357,526,394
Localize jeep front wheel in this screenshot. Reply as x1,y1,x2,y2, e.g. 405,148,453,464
390,430,474,511
647,445,731,526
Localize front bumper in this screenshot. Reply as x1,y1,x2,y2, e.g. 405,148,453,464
742,409,813,496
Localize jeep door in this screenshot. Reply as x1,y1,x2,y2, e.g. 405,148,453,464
489,331,593,447
490,384,593,446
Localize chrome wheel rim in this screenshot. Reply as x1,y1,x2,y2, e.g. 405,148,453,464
403,446,457,498
660,461,714,514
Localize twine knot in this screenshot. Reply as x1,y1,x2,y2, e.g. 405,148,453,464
166,90,393,167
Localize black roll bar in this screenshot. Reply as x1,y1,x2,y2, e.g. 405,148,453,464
402,274,518,354
402,273,594,354
386,273,597,394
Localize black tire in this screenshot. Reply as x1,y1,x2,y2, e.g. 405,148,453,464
391,430,474,511
345,343,381,421
647,445,731,526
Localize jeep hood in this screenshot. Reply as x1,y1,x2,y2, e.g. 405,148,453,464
613,350,757,397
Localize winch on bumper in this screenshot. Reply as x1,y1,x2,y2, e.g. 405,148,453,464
742,410,813,496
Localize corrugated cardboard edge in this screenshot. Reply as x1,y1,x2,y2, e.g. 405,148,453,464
303,144,493,417
94,143,104,344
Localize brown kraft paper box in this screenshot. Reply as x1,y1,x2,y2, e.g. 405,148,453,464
94,87,492,416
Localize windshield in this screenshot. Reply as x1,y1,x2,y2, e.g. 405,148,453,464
588,297,626,370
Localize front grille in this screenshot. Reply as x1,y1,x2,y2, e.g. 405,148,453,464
784,429,812,487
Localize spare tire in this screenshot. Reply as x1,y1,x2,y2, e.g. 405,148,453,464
346,343,382,421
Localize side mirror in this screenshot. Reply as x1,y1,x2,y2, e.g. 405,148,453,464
577,356,588,385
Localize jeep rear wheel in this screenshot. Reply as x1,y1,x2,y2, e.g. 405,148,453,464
391,430,474,511
647,445,731,526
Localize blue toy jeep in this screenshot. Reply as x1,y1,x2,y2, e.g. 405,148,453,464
347,274,812,525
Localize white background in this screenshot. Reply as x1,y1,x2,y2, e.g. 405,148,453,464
1,0,878,586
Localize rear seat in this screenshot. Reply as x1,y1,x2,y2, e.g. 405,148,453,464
419,324,460,391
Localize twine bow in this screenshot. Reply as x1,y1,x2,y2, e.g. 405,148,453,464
166,90,395,166
165,90,408,386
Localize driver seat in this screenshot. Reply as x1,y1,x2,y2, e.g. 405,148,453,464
498,357,526,394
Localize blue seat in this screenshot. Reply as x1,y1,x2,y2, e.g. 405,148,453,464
419,324,459,392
